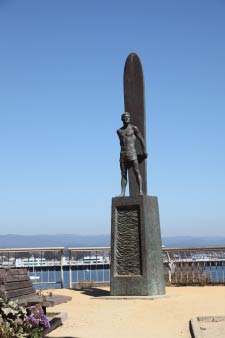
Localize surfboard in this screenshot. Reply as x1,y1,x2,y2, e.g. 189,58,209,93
123,52,147,195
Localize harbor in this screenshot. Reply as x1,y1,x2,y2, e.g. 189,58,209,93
2,246,225,289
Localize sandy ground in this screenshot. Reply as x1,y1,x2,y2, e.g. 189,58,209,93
45,286,225,338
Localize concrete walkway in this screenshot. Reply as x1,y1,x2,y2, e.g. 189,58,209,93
190,316,225,338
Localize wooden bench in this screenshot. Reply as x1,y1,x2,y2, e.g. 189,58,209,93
0,268,72,336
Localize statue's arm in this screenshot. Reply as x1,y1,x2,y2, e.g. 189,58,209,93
117,129,122,148
117,129,121,141
134,126,148,158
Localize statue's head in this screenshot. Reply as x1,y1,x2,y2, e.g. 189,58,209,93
121,112,130,123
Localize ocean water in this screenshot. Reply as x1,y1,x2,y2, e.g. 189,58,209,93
31,268,110,289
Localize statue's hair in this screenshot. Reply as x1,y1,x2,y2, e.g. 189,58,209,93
121,112,130,118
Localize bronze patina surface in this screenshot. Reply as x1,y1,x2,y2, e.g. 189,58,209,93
110,53,165,296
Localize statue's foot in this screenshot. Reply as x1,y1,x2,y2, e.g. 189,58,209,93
118,192,125,197
139,191,144,196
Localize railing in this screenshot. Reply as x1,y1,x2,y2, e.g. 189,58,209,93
1,246,225,288
68,247,110,289
163,247,225,285
67,246,225,287
0,247,64,288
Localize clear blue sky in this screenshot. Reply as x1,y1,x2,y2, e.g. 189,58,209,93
0,0,224,236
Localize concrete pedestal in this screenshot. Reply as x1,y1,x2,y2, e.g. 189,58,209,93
110,195,165,296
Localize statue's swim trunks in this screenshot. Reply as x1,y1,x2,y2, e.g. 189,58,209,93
120,150,137,162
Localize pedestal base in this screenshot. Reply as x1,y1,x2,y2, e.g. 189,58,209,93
110,195,165,296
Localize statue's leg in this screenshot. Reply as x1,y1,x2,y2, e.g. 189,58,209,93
119,159,127,196
132,160,143,195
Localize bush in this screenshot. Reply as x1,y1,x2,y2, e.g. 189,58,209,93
0,298,50,338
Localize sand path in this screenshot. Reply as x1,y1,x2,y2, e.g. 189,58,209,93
45,286,225,338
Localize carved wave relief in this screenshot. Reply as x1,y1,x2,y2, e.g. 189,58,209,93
115,207,142,275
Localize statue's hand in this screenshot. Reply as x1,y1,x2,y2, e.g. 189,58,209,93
143,152,148,159
137,153,148,163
